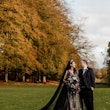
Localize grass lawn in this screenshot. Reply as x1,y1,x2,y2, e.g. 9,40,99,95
0,85,110,110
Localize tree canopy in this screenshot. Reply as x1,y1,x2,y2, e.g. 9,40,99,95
0,0,91,82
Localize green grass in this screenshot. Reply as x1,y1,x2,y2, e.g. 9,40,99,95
0,86,110,110
94,88,110,110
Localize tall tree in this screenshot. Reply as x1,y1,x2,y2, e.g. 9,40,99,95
107,42,110,82
0,0,44,82
60,0,95,61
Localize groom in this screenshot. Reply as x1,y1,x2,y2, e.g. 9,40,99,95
79,59,95,110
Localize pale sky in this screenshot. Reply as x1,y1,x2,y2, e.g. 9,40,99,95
64,0,110,68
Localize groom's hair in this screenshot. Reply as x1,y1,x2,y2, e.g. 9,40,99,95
82,59,88,65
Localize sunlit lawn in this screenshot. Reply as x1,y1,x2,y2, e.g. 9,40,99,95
0,86,110,110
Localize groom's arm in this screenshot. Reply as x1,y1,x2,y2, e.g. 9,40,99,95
90,68,95,89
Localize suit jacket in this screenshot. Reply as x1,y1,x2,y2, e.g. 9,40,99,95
79,67,95,88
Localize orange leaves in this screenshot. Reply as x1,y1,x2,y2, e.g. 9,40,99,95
0,0,81,80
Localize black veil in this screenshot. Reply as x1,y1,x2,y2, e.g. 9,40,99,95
40,60,75,110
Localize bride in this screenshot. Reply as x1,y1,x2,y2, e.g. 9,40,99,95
41,60,82,110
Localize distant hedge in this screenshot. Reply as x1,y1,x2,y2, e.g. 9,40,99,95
95,83,110,88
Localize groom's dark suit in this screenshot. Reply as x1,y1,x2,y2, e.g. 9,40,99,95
79,67,95,110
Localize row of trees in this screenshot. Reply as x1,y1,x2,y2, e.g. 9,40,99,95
0,0,93,82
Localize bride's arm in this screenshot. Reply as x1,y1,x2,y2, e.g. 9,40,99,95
63,71,68,83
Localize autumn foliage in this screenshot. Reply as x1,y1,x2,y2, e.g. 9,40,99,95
0,0,81,82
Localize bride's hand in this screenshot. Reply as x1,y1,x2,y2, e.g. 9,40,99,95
63,79,67,83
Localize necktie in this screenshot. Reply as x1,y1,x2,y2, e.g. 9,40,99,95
83,69,86,75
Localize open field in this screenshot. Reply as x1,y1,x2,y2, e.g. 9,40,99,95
0,85,110,110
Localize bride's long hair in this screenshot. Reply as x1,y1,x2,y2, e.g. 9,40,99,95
40,60,77,110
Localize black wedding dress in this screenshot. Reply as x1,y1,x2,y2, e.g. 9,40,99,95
40,62,82,110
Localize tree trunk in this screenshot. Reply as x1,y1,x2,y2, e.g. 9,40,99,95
39,74,41,82
43,76,46,83
15,72,19,82
37,72,39,82
41,72,43,83
23,74,25,82
5,73,8,82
